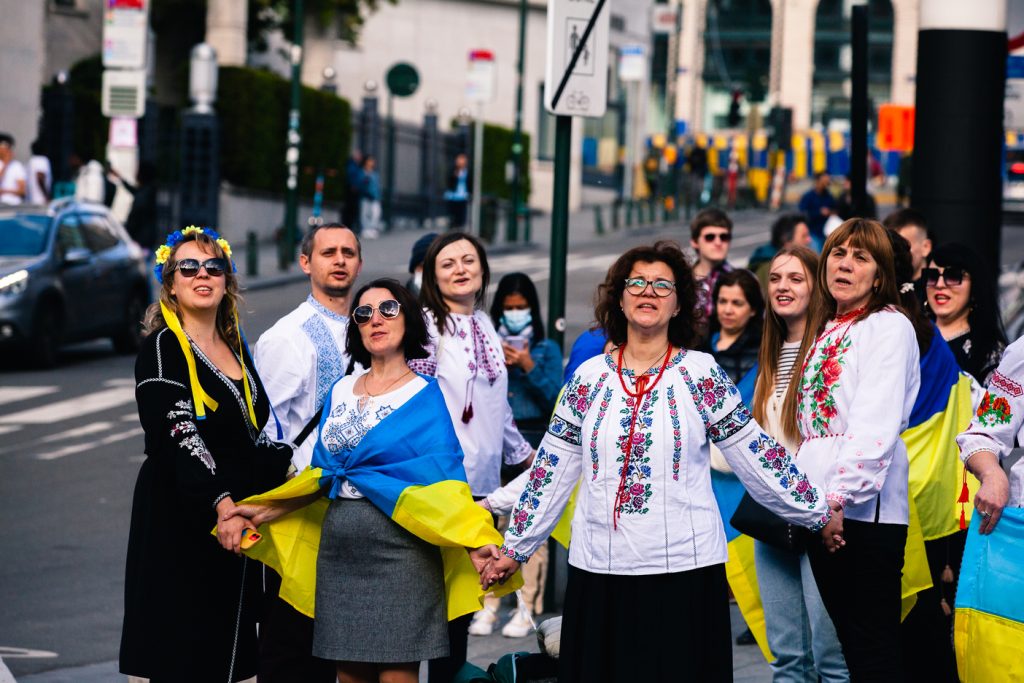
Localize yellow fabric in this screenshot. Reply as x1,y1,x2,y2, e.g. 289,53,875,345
160,301,218,418
725,535,773,661
902,374,979,540
901,495,933,620
233,308,258,428
550,483,578,549
955,608,1024,682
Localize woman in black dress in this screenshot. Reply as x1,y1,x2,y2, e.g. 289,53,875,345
120,227,292,682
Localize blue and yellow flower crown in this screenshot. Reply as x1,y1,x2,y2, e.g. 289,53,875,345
154,225,236,284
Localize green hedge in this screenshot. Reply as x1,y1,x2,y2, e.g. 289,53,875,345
217,66,352,200
455,121,532,202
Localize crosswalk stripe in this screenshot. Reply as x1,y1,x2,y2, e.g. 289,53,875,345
0,386,59,408
0,386,136,425
36,427,144,461
39,421,114,444
0,425,20,436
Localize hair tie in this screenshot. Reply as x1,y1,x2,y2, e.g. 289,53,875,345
900,282,914,294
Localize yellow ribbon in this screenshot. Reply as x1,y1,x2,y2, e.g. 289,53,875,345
160,301,219,419
234,308,258,428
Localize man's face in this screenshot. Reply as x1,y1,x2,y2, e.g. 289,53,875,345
898,225,932,276
0,143,11,162
300,228,362,298
691,225,731,265
816,174,831,192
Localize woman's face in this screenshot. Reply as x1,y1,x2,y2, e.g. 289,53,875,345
925,260,972,325
825,239,879,314
355,287,406,359
715,284,755,336
768,255,812,325
169,241,227,316
434,239,483,308
502,292,529,311
620,260,680,339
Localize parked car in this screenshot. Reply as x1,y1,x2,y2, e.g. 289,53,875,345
0,200,151,367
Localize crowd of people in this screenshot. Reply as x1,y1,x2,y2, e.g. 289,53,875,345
117,201,1019,683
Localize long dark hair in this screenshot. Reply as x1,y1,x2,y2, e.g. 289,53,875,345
708,269,765,335
490,272,546,343
887,228,933,355
419,232,491,334
345,278,430,369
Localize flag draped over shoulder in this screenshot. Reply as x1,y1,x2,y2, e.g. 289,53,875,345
224,378,521,621
954,509,1024,682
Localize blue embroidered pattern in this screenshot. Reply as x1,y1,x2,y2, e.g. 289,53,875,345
708,403,753,443
306,294,350,323
302,313,345,410
547,415,582,446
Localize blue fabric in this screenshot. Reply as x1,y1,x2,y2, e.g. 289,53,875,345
564,329,608,382
908,326,961,429
311,378,467,514
712,469,746,543
798,189,837,238
506,338,564,421
955,508,1024,621
362,171,380,200
736,362,758,406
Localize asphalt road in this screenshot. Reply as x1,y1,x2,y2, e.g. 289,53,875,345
1,207,1020,680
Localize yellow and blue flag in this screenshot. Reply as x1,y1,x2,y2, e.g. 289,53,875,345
226,378,521,621
954,509,1024,682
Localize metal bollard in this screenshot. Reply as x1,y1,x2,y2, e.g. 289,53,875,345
247,231,258,277
626,200,634,228
648,200,657,224
594,204,605,235
611,200,620,230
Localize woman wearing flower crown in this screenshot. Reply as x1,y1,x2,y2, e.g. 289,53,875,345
119,227,292,682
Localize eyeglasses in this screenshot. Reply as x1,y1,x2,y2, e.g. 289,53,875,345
701,232,732,243
175,258,228,278
624,278,676,297
922,266,966,288
353,299,402,324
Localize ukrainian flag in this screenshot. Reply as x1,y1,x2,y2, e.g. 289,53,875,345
954,509,1024,682
223,378,521,621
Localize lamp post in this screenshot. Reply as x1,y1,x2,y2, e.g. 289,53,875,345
508,0,528,243
179,43,220,230
280,0,304,270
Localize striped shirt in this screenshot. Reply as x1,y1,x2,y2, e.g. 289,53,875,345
775,341,801,398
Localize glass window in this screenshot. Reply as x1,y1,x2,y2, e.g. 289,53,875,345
57,214,87,256
0,214,52,256
80,214,120,253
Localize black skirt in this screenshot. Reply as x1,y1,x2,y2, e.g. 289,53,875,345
558,563,733,683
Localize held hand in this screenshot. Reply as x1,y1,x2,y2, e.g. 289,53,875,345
216,512,256,555
480,555,520,589
821,502,846,553
221,502,289,527
502,343,535,372
467,544,500,575
974,464,1010,535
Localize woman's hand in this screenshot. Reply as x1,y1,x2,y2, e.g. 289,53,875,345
480,555,521,589
971,452,1010,535
467,544,500,575
821,501,846,553
502,343,535,373
221,501,291,527
215,497,256,554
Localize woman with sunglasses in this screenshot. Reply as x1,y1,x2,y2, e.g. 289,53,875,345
924,244,1007,386
410,232,534,678
121,228,292,682
480,241,840,682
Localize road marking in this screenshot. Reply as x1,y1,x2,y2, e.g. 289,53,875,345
40,421,115,443
0,386,136,425
0,386,59,408
0,658,12,683
0,425,20,436
121,413,139,422
0,646,58,659
36,426,144,461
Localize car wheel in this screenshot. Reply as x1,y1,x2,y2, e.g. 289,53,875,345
112,289,147,354
30,303,62,369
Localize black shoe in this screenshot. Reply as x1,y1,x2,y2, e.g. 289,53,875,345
735,627,756,645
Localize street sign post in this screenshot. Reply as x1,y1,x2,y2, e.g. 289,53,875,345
384,62,420,228
103,0,149,70
466,51,495,239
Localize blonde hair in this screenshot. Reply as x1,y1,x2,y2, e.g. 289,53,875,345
142,232,242,348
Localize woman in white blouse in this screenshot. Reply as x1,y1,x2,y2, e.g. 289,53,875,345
410,231,534,681
795,219,920,682
481,240,842,682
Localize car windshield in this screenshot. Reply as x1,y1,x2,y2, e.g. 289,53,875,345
0,214,51,256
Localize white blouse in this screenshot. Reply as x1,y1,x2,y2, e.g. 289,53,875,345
499,349,831,575
318,371,427,498
795,308,920,525
957,336,1024,505
409,309,532,496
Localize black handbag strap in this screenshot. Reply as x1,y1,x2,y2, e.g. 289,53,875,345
292,406,323,448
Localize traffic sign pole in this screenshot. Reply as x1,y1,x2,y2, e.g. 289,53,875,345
282,0,304,270
548,115,572,349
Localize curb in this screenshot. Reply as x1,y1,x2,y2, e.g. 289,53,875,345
241,271,309,292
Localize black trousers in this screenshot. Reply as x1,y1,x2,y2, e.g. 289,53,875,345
807,519,908,683
258,569,336,683
427,612,472,683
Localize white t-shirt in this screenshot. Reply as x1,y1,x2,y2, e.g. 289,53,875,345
26,155,51,205
0,159,27,205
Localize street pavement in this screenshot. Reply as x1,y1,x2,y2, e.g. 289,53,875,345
2,199,1022,681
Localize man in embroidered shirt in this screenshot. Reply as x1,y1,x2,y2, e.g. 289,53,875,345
252,222,362,683
690,207,734,336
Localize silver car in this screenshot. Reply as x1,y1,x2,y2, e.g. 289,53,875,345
0,200,151,367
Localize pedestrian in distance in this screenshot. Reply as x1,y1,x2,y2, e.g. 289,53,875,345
406,231,438,297
444,153,471,231
0,132,27,205
120,227,292,682
689,207,735,331
109,161,160,252
883,208,932,306
26,138,51,205
798,173,837,249
480,240,842,682
748,212,812,290
252,222,363,683
359,155,382,239
703,268,765,397
343,150,364,234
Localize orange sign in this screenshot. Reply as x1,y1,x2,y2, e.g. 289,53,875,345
877,104,915,152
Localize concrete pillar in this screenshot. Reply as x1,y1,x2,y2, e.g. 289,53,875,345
674,0,707,133
890,0,919,105
206,0,247,67
769,0,818,130
0,1,45,160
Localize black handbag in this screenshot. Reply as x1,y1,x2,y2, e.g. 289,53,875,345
730,492,810,553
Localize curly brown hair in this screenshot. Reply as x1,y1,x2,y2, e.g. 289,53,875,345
595,240,700,349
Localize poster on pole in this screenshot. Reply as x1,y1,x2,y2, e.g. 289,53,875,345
619,44,646,82
544,0,610,117
466,50,496,103
103,0,149,70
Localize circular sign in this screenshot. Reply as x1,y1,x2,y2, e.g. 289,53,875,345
386,63,420,98
555,318,567,332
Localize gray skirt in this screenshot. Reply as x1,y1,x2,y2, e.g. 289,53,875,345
312,497,449,663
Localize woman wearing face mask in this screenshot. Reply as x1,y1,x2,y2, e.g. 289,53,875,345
924,243,1007,386
703,269,765,400
749,246,850,683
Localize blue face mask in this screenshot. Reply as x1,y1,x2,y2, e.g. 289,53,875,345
502,309,532,334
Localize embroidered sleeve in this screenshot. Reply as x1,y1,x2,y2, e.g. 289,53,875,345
957,339,1024,465
407,314,440,377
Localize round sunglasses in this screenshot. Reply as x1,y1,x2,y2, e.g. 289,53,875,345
174,258,229,278
921,266,966,288
353,299,402,325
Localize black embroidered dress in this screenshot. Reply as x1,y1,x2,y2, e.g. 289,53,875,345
120,328,291,682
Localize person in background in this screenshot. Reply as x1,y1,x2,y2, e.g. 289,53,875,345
751,246,849,683
748,212,813,290
405,232,438,297
26,139,51,205
359,155,382,239
563,327,610,382
798,173,836,248
834,175,877,221
884,208,932,307
343,150,363,234
0,133,27,205
109,162,159,252
925,243,1007,386
445,153,471,231
703,269,765,397
69,150,107,205
690,207,734,328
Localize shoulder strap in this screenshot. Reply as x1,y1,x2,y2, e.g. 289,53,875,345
293,406,324,448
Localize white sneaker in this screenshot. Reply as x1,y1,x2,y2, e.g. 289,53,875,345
467,606,498,636
501,604,534,638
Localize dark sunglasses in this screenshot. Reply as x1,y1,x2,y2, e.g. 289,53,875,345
175,258,228,278
701,232,732,243
353,299,402,325
922,266,966,288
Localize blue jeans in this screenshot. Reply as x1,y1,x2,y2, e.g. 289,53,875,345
755,540,848,683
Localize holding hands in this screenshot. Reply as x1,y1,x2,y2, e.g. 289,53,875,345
821,501,846,553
